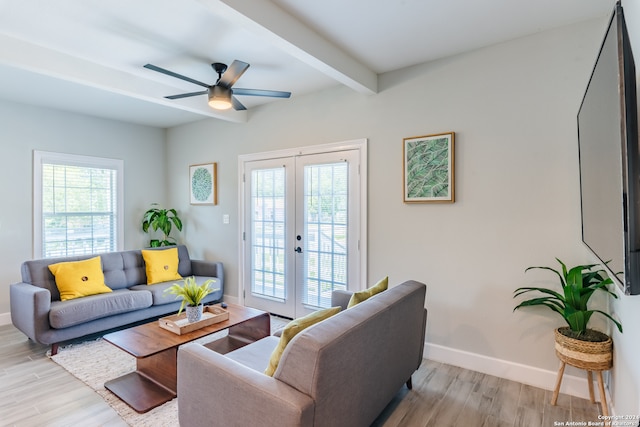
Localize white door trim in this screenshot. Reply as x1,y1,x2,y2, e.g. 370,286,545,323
238,139,368,307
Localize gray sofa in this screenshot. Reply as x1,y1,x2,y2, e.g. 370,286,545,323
10,245,223,355
177,280,427,427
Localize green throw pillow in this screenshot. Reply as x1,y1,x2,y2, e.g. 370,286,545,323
264,306,341,376
347,276,389,308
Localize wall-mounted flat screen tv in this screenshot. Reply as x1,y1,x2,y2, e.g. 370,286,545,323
578,1,640,295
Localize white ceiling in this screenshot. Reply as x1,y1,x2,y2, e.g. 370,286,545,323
0,0,615,128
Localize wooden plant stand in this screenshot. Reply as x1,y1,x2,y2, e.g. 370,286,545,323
551,328,612,416
551,361,609,416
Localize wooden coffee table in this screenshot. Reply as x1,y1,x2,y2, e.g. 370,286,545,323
103,303,270,413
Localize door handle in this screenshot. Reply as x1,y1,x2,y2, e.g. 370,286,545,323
295,247,303,253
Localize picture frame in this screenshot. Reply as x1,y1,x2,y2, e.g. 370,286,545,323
189,163,218,205
403,132,455,203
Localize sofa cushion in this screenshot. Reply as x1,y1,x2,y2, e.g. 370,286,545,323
347,276,388,308
224,336,280,372
48,256,113,301
100,251,129,290
142,248,182,285
265,306,341,376
130,276,220,306
20,246,196,298
104,247,193,289
49,289,153,329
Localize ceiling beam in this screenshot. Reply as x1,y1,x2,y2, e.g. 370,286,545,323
199,0,378,95
0,33,247,123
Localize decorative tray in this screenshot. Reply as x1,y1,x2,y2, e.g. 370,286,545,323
158,305,229,335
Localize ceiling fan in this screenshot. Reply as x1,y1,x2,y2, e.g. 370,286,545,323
144,60,291,111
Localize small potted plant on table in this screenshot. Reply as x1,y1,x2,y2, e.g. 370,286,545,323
165,276,218,323
513,258,622,415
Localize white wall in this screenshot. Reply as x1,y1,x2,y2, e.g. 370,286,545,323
166,18,624,400
0,100,167,316
606,0,640,416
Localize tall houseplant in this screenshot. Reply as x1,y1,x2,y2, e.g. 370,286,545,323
141,204,183,247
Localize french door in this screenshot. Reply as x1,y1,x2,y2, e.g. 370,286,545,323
242,147,363,319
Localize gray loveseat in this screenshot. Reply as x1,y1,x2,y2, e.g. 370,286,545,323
10,245,223,355
177,280,427,427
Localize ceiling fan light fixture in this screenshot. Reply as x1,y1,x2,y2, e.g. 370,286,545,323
146,60,289,111
208,86,232,110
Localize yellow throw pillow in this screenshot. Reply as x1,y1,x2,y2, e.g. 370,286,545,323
142,247,182,285
347,276,389,308
48,256,112,301
265,306,341,376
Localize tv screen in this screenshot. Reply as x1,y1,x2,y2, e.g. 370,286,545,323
578,1,640,295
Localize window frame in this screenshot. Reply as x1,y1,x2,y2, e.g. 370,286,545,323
33,150,124,258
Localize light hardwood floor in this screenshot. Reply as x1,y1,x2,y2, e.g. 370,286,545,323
0,323,601,427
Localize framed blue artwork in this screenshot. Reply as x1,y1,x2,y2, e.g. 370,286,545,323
190,163,218,205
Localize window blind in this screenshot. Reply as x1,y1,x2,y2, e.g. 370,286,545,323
34,151,123,258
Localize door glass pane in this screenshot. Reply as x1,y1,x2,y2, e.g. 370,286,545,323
251,168,286,300
303,162,348,308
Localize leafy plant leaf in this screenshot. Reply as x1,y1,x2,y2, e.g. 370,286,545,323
141,204,183,247
164,276,219,315
514,258,622,335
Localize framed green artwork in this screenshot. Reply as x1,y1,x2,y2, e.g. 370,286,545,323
190,163,218,205
403,132,455,203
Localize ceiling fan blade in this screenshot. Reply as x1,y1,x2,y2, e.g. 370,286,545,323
231,96,247,111
233,88,291,98
144,64,210,89
165,91,208,100
218,60,250,88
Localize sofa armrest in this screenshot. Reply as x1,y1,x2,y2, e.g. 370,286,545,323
331,289,352,310
9,282,52,343
178,343,314,427
191,260,223,283
418,308,428,367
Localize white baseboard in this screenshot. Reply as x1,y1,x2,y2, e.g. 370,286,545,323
0,312,12,326
425,342,602,402
223,294,239,305
607,387,616,417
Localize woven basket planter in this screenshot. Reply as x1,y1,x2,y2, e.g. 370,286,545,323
554,327,612,371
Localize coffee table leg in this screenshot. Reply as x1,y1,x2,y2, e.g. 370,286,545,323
204,312,271,354
229,311,271,343
105,347,177,413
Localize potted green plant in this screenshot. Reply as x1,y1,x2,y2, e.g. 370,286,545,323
141,203,183,247
514,258,622,370
514,258,623,413
514,258,622,338
164,276,218,323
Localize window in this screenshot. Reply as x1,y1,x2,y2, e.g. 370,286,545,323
34,151,124,258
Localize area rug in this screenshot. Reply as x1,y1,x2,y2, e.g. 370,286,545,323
48,316,289,426
50,337,180,427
